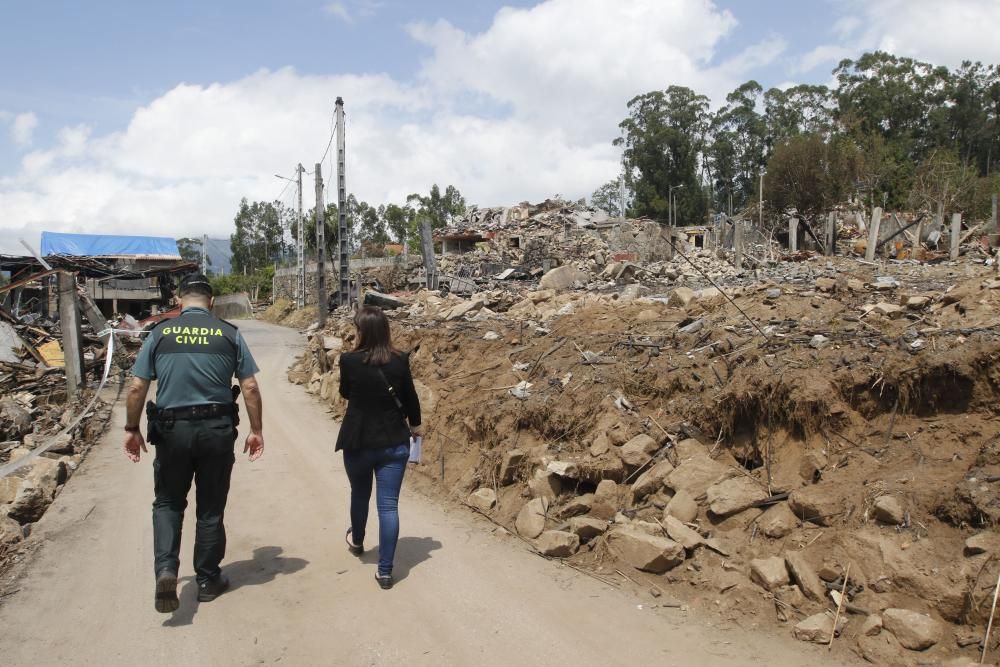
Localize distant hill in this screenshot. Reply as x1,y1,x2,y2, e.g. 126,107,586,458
204,237,232,276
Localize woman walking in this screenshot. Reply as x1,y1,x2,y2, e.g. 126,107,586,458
336,306,422,589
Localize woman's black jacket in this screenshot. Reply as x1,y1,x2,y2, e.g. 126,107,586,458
335,350,421,451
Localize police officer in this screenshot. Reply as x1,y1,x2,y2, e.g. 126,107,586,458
123,273,264,614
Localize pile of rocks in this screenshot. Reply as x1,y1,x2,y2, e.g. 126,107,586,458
0,392,111,563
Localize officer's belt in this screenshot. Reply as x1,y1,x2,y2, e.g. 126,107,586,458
155,403,236,421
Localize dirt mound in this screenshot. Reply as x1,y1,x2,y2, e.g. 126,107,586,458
291,259,1000,665
261,299,319,329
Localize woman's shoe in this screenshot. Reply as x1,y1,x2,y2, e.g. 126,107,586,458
375,573,393,590
345,528,363,556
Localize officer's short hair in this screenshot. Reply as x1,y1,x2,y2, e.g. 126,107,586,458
179,273,213,299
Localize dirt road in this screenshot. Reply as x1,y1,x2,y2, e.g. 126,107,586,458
0,320,855,666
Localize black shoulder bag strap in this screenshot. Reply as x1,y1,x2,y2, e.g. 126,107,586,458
376,367,409,427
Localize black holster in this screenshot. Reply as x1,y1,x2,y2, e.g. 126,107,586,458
231,385,241,428
145,400,164,445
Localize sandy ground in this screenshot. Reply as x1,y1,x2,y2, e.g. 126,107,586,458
0,320,858,667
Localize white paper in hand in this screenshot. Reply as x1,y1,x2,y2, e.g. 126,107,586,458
409,436,422,464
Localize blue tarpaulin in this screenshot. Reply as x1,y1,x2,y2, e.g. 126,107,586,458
40,232,180,258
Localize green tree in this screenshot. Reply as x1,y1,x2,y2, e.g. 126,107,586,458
230,199,285,275
176,237,208,266
763,134,859,219
615,86,709,223
834,51,951,163
383,203,411,244
707,81,768,212
763,84,833,144
590,179,625,215
406,184,468,230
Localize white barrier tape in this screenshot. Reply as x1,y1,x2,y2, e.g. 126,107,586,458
0,328,120,479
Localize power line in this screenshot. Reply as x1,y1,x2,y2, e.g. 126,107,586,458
318,108,337,165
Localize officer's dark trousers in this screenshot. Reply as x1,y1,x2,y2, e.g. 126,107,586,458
152,416,236,584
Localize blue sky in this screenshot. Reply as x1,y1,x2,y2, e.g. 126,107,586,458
0,0,998,252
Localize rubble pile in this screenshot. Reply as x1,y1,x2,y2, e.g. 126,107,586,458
0,292,134,568
290,238,1000,664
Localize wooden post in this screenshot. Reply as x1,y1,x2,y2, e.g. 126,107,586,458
734,223,744,270
58,272,85,399
788,217,798,253
864,207,883,261
950,212,962,260
992,194,997,231
825,212,835,256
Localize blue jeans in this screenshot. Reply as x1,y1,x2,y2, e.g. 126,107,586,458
343,443,409,575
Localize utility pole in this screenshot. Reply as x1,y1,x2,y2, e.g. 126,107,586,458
201,234,208,273
315,163,326,327
296,163,305,309
336,97,350,308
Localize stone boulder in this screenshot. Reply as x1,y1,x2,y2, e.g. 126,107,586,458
759,503,798,538
536,530,580,558
590,480,619,520
664,489,699,523
706,476,767,517
8,483,51,524
860,615,882,637
515,497,549,539
567,516,608,542
750,557,790,591
882,608,941,651
0,398,31,439
559,494,594,519
663,515,703,550
608,528,685,574
620,434,659,468
630,460,673,502
528,469,562,500
0,476,22,504
668,287,695,308
788,486,844,526
589,432,611,457
784,551,826,602
539,266,588,291
467,488,497,513
665,454,728,495
546,461,580,479
793,613,847,643
499,450,526,485
873,495,905,525
965,532,1000,556
0,515,23,549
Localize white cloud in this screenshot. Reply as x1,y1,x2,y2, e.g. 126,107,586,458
10,112,39,147
800,0,1000,73
324,0,381,23
0,0,788,254
323,2,351,23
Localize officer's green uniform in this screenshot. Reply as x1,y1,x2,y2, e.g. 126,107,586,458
132,306,259,585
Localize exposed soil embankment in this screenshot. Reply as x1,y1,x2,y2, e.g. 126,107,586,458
290,261,1000,665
